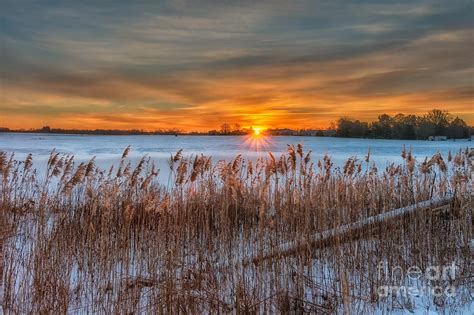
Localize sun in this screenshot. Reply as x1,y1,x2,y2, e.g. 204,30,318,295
241,126,271,151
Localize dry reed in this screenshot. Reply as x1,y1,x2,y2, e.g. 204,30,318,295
1,145,472,313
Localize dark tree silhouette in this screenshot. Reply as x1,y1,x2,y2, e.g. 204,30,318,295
336,110,470,140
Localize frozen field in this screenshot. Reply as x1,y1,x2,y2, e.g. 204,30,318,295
1,132,472,313
0,133,471,171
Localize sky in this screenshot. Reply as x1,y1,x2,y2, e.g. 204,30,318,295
0,0,473,131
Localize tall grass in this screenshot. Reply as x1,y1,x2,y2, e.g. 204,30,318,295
1,145,472,313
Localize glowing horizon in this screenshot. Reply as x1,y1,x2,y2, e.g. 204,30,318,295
1,1,473,131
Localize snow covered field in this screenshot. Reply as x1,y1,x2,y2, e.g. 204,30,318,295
1,132,471,179
1,133,472,313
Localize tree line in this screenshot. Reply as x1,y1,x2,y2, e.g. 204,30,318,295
1,109,471,139
0,126,183,135
336,109,472,140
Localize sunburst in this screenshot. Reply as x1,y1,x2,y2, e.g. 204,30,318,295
241,127,272,152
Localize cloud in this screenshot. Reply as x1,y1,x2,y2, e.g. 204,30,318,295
1,0,473,130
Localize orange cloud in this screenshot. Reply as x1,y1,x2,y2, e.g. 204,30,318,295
1,3,473,130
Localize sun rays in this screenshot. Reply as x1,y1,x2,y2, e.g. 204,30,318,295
240,127,272,152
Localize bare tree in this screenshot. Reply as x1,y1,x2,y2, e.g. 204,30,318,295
220,123,231,134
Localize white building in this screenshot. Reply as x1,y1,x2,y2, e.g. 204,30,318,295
428,135,447,141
